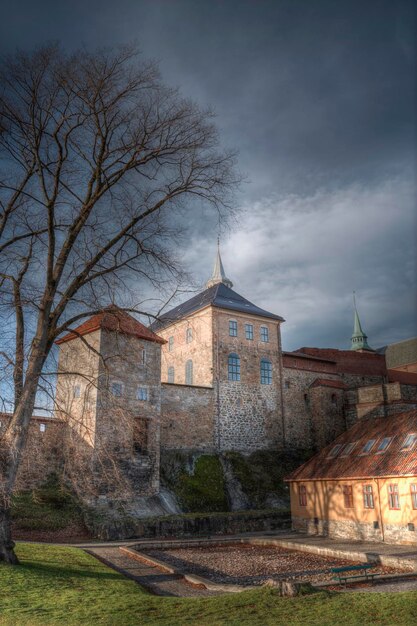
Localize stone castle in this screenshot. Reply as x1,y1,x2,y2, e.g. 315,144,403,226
48,247,417,501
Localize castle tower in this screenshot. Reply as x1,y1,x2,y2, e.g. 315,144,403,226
350,294,373,352
152,244,285,453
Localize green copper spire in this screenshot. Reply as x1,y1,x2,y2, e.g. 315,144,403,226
350,292,373,351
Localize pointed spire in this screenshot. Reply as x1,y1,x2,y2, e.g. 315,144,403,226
206,239,233,289
350,292,373,351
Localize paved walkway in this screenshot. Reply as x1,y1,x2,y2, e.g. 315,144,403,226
87,546,221,597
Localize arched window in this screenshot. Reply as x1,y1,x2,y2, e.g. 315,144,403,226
228,353,240,381
260,359,272,384
168,366,175,383
185,359,193,385
186,327,193,343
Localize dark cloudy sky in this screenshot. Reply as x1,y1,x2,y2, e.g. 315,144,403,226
2,0,416,350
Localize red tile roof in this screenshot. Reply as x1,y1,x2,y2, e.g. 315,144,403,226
56,307,165,345
296,347,387,376
387,369,417,385
286,409,417,481
309,378,347,390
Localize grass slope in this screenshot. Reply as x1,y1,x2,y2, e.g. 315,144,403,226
1,544,416,626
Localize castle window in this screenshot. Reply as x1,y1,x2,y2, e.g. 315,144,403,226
137,387,148,401
260,359,272,385
229,320,237,337
411,484,417,510
260,326,269,342
39,423,46,433
401,433,417,450
186,328,193,343
298,484,307,506
331,393,337,405
168,336,174,352
363,484,374,509
388,484,400,510
228,353,240,381
304,393,310,406
285,380,291,389
185,359,193,385
141,349,146,365
343,485,354,509
245,324,253,340
73,385,81,398
168,366,175,383
111,382,123,397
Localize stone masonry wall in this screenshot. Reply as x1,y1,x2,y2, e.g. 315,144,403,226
160,383,215,450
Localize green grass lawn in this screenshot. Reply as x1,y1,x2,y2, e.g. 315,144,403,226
1,543,416,626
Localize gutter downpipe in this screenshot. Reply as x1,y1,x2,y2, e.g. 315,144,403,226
375,478,385,543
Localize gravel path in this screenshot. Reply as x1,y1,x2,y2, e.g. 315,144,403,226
143,543,409,586
87,546,222,597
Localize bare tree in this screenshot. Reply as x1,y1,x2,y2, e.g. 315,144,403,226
0,43,237,563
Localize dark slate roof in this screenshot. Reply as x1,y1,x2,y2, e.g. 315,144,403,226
286,409,417,482
150,282,284,331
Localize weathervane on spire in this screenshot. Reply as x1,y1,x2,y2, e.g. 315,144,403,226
206,239,233,289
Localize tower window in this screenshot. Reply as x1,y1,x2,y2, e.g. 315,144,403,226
185,359,193,385
168,336,174,352
260,326,269,342
167,366,175,383
245,324,253,340
186,327,193,343
111,382,123,397
228,353,240,381
260,359,272,385
229,320,237,337
137,387,148,401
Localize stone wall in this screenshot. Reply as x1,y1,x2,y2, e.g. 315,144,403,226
161,383,215,450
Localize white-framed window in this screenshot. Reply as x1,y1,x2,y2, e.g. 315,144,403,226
186,328,193,343
401,433,417,450
168,336,174,352
361,439,377,454
260,326,269,342
185,359,193,385
141,349,146,365
228,353,240,381
411,484,417,510
39,423,46,433
363,484,374,509
137,387,148,401
73,385,81,398
111,381,123,397
229,320,238,337
168,366,175,383
377,437,393,453
245,324,253,340
388,484,400,510
260,359,272,385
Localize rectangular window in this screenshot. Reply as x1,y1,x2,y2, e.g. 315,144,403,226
186,328,193,343
411,484,417,510
245,323,253,340
298,485,307,507
39,423,46,433
388,484,400,510
260,326,269,342
260,359,272,385
363,484,374,509
111,382,123,397
168,336,174,352
137,387,148,401
167,367,175,383
73,385,81,398
361,439,376,454
401,433,417,450
377,437,392,453
228,354,240,381
229,320,237,337
141,349,146,365
285,380,291,389
328,444,343,458
343,485,354,509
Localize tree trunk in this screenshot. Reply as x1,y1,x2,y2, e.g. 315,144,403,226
0,498,18,564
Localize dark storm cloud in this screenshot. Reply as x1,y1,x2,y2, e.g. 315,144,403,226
1,0,416,347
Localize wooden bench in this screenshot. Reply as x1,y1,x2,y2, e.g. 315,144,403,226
331,564,378,587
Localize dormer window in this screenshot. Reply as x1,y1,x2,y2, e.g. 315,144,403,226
401,433,417,450
328,444,343,458
341,442,357,456
377,437,393,453
361,439,376,454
